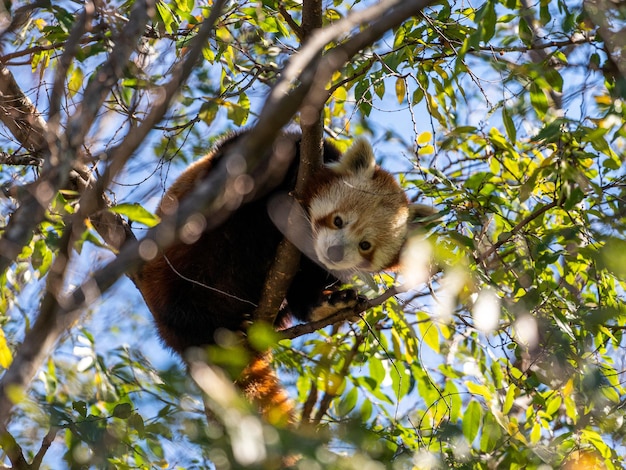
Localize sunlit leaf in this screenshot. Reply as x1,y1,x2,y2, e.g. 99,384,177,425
0,329,12,368
109,203,160,227
530,82,548,118
462,399,482,443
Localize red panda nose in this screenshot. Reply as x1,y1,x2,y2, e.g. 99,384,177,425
327,245,344,263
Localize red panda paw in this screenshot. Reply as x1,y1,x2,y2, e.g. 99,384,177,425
308,289,366,322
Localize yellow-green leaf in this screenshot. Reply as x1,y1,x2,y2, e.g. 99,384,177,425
199,100,219,126
546,394,562,416
417,313,440,353
466,381,492,401
502,107,516,142
530,422,541,444
395,77,406,104
530,82,548,118
503,383,517,414
418,145,435,155
109,203,160,227
68,66,84,97
462,399,482,443
0,329,13,368
417,131,432,145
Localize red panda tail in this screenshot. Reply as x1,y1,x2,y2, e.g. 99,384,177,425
236,353,294,427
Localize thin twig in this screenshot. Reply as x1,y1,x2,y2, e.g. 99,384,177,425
0,152,43,166
280,286,400,340
477,200,559,263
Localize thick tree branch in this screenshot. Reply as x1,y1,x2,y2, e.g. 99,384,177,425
252,0,434,326
253,0,324,325
584,0,626,81
280,287,400,340
0,65,47,153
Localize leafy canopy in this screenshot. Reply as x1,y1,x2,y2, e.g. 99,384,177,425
0,0,625,469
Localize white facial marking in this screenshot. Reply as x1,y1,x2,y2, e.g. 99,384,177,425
314,223,372,271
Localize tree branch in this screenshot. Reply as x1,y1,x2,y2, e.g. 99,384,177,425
0,65,47,153
584,0,626,81
0,152,43,166
477,200,559,263
253,0,324,325
280,286,400,340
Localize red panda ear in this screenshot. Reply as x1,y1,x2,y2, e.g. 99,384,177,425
408,203,439,229
328,138,377,177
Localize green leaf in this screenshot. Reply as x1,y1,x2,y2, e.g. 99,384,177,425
545,394,562,416
113,403,133,419
374,80,385,100
129,413,145,437
502,107,516,142
462,400,482,444
199,100,219,126
503,384,517,414
32,239,52,277
226,93,250,126
73,400,88,418
476,0,496,43
337,387,358,416
479,412,501,452
109,203,160,227
545,68,563,92
368,356,385,385
156,1,177,34
529,82,548,118
518,17,533,45
395,77,406,104
393,25,406,49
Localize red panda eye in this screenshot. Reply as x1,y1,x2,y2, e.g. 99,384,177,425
333,216,343,228
359,241,372,251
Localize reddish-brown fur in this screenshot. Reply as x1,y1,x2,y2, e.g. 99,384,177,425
136,131,415,423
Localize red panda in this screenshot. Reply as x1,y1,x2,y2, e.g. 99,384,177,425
136,130,430,423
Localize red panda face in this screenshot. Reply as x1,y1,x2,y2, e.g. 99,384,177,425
308,139,411,273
